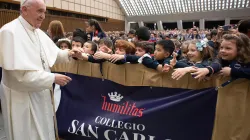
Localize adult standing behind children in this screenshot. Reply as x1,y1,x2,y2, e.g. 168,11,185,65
238,19,250,38
0,0,81,139
47,20,65,43
86,19,106,42
134,27,150,42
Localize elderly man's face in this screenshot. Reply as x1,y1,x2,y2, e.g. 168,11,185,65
23,0,46,28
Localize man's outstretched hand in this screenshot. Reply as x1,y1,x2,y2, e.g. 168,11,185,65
54,74,72,86
68,48,83,58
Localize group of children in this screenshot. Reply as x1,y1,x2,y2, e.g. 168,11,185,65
55,28,250,82
172,32,250,81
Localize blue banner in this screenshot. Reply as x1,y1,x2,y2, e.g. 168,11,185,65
56,73,217,140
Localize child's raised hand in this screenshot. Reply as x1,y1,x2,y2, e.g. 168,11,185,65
219,67,231,77
172,68,188,80
162,53,177,73
172,67,197,80
94,51,110,60
191,68,210,81
169,52,177,67
79,48,84,53
94,51,105,59
69,48,83,58
109,54,125,63
162,64,171,72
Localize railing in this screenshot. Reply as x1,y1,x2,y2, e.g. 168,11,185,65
52,60,250,140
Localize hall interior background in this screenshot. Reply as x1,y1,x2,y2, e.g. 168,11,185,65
0,0,243,32
0,0,125,32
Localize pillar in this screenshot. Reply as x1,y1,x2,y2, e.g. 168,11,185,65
199,19,205,30
125,19,130,33
157,21,163,30
177,20,183,30
138,21,144,27
225,18,230,25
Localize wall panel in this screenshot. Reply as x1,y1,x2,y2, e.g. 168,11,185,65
6,0,125,21
0,9,125,31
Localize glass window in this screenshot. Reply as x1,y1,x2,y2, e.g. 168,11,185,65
242,0,245,8
234,0,237,8
223,0,225,9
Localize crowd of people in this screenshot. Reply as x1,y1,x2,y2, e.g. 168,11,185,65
48,18,250,82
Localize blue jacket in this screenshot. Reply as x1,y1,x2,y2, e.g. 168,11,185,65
207,59,250,79
175,59,213,68
90,31,106,40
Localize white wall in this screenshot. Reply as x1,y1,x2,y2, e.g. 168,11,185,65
13,0,125,21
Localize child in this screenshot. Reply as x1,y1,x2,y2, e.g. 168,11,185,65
108,41,154,64
92,40,135,62
57,38,71,50
98,37,114,54
134,41,154,57
141,40,175,72
207,29,220,56
114,40,136,55
77,40,135,64
71,36,84,49
134,27,150,41
71,28,88,49
82,41,98,55
178,40,190,60
66,32,73,40
171,39,214,80
191,33,250,81
171,39,182,54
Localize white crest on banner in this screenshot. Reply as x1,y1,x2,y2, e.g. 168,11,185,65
108,92,123,102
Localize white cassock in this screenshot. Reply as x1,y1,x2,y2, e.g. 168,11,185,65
0,16,70,140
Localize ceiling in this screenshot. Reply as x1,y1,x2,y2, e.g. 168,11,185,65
119,0,250,17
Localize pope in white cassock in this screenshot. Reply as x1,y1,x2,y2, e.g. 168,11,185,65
0,0,81,139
